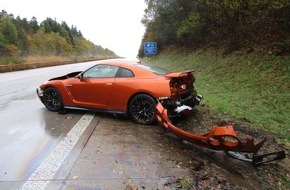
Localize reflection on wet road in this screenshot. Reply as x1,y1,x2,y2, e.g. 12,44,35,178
20,114,95,190
0,61,97,183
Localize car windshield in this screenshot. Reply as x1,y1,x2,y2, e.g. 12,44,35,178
137,64,171,75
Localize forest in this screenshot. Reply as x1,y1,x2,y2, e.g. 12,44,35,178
0,10,116,63
138,0,290,56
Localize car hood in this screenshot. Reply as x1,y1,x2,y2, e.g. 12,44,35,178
49,71,82,81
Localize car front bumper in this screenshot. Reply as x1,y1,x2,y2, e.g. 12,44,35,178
36,88,44,102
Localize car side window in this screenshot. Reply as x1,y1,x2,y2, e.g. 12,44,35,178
116,68,134,78
83,65,118,78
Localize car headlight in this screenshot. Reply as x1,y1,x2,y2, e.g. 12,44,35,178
36,88,43,97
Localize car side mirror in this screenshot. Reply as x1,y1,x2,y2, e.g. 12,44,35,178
78,73,84,81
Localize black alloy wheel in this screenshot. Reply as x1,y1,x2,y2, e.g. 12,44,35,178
42,87,63,111
129,94,156,125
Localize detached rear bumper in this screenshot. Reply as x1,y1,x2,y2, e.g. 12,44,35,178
155,102,286,165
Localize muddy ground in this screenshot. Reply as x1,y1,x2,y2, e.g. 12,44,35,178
151,104,290,190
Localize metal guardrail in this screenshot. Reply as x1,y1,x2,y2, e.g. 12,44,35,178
0,56,119,73
0,61,73,73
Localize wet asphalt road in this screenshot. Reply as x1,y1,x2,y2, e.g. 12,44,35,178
0,61,195,190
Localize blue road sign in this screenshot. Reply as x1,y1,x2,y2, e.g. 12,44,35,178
144,42,157,55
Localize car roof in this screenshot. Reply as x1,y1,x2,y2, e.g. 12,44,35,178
96,59,140,66
94,59,164,77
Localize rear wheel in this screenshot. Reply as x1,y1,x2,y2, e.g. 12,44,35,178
129,94,156,125
42,87,63,111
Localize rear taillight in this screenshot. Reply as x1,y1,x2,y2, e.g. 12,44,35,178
170,79,188,91
180,84,186,90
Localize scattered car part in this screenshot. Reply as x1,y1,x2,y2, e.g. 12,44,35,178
155,102,286,165
227,151,286,165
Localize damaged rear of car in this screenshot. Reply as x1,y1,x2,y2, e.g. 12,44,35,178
160,70,202,116
135,64,202,119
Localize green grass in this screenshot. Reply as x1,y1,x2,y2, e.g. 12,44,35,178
144,51,290,146
0,56,24,64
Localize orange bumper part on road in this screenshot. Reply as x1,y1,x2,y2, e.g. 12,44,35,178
155,102,266,153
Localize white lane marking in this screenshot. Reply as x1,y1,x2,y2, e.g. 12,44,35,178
20,114,94,190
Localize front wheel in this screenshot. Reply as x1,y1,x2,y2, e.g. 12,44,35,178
42,87,63,111
129,94,156,125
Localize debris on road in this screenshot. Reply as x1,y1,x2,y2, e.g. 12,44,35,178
155,102,286,165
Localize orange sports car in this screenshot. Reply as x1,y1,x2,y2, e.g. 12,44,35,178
36,59,202,124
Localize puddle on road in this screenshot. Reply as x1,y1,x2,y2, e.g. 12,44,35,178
0,98,84,181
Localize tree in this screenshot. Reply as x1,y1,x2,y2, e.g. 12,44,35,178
5,44,19,56
0,16,18,45
140,0,290,55
0,10,117,58
30,27,47,54
0,32,6,56
29,17,39,33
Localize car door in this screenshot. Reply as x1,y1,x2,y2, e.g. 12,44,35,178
107,67,136,111
69,64,118,109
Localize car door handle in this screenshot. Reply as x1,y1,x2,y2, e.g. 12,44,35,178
65,84,72,87
106,82,113,85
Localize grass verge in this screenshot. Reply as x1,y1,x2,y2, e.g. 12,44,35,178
144,51,290,147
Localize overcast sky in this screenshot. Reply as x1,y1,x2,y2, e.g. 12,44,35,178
0,0,147,59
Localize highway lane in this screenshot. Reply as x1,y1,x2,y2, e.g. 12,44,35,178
0,61,97,184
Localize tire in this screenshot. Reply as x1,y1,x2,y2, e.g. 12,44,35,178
42,87,63,111
129,94,156,125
